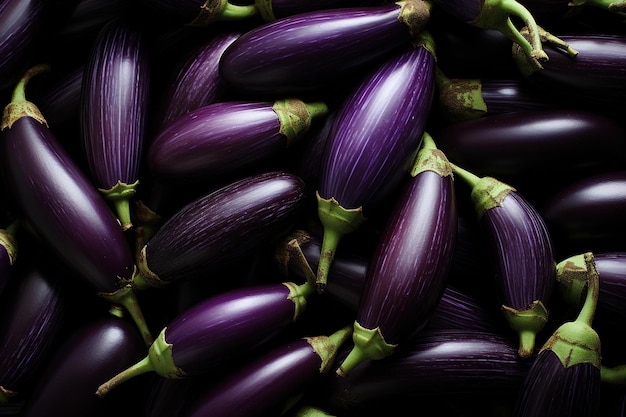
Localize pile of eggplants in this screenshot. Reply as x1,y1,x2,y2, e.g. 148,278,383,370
3,1,626,415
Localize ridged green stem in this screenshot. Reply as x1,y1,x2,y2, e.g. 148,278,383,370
2,64,49,129
100,180,139,231
337,322,396,377
308,325,353,375
189,0,258,26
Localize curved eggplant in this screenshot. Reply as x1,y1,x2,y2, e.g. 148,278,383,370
80,18,151,230
132,171,307,289
218,0,431,96
315,33,436,291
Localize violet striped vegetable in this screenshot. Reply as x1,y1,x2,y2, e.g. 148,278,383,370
315,34,436,292
0,220,18,296
132,171,307,289
511,252,601,417
0,65,153,347
451,163,556,358
95,278,316,395
80,18,150,230
218,0,432,96
183,326,352,417
139,0,258,26
147,98,328,184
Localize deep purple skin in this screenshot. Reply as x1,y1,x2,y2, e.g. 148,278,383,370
148,101,285,183
218,2,421,95
263,0,375,20
318,42,434,212
154,30,242,132
319,329,529,412
512,349,601,417
429,0,480,22
135,171,307,286
80,18,150,191
35,64,84,129
20,316,150,417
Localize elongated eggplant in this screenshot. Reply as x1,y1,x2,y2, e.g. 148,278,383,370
80,18,150,230
183,326,352,417
148,99,328,184
511,252,601,417
451,164,556,358
20,315,151,417
132,171,306,289
96,278,316,395
315,33,436,291
139,0,258,26
218,0,431,96
0,65,153,347
0,220,19,296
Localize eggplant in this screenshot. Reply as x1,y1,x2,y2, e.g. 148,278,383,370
34,64,84,131
132,171,307,289
511,252,601,417
315,33,436,291
139,0,258,26
0,65,153,347
148,99,328,184
182,326,352,417
218,0,432,96
451,164,556,358
0,220,19,296
80,18,150,230
96,278,316,395
20,315,151,417
255,0,375,21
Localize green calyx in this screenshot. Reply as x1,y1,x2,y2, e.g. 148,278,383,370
132,244,166,290
188,0,258,26
434,67,487,122
273,99,328,146
569,0,626,15
451,163,515,218
306,325,353,375
397,0,432,40
555,253,589,307
283,280,316,322
99,180,139,231
0,220,19,265
336,321,397,377
1,64,50,130
512,26,579,76
410,132,453,178
501,300,549,359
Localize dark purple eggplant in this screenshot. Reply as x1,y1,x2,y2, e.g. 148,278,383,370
218,0,431,96
148,99,328,184
182,326,352,417
139,0,258,26
0,220,18,296
80,18,150,230
0,65,153,347
315,33,435,291
512,252,601,417
96,278,316,395
34,64,84,131
451,164,556,358
255,0,375,21
20,315,151,417
132,171,306,289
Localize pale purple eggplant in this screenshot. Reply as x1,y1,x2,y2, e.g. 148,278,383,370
218,0,432,96
20,315,151,417
132,171,307,289
139,0,258,26
80,18,150,230
451,163,556,358
183,326,352,417
0,220,19,296
0,65,153,347
148,99,328,184
96,278,316,395
315,34,436,291
512,252,601,417
255,0,375,21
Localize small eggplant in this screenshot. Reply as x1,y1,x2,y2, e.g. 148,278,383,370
218,0,432,96
0,220,19,296
80,18,150,230
139,0,258,26
0,65,153,347
95,278,316,395
315,33,436,291
451,163,556,358
182,326,352,417
132,171,307,289
147,99,328,184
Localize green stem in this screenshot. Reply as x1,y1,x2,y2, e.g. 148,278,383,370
99,284,154,347
95,356,153,397
221,2,258,20
450,162,481,188
337,322,396,377
10,64,50,103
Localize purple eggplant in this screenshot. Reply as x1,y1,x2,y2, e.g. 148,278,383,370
0,220,19,296
132,171,306,289
452,164,556,358
218,0,432,96
96,278,316,395
80,18,150,230
182,326,352,417
139,0,258,26
315,33,435,291
255,0,375,21
148,99,328,184
34,64,84,131
0,65,153,347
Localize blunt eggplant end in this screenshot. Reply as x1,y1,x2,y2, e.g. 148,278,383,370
555,253,589,307
337,322,397,377
132,245,164,290
273,99,328,146
284,280,316,321
316,192,366,292
502,300,549,359
99,180,140,231
307,325,353,374
98,283,154,347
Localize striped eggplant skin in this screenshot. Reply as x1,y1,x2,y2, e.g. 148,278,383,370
133,171,307,289
80,18,150,230
147,99,328,184
183,326,352,417
218,0,432,96
20,316,151,417
255,0,375,21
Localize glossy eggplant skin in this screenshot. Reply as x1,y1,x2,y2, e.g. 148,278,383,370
133,171,307,288
218,0,431,96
